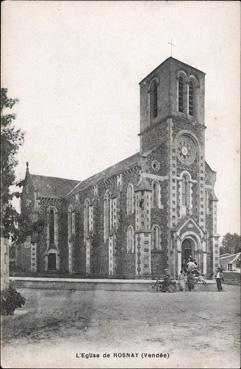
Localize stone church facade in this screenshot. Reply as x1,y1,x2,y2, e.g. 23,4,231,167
17,57,219,279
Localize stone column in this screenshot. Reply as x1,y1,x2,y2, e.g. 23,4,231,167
202,239,207,275
68,241,72,274
86,238,91,275
203,252,207,275
31,243,37,272
177,237,182,275
177,251,182,275
108,235,114,276
56,252,60,271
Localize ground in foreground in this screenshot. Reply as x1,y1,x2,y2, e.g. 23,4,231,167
1,285,240,368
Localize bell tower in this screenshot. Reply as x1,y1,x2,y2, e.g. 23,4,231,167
139,57,205,154
138,57,217,279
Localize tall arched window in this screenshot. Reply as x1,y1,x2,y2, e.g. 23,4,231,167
152,181,160,208
152,225,160,250
68,205,75,239
178,76,184,113
189,80,194,116
84,199,90,238
182,174,190,207
127,183,134,215
104,191,110,241
49,208,55,245
150,80,158,119
104,191,117,240
48,206,58,248
127,225,134,253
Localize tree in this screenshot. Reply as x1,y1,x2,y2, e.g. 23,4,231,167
220,233,241,255
1,88,24,239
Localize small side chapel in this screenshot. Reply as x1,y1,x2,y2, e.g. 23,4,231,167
17,57,220,279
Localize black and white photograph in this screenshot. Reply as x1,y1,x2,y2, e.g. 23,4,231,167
1,1,240,368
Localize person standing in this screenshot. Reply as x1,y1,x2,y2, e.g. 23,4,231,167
178,270,186,291
162,269,171,292
215,267,224,291
187,257,197,273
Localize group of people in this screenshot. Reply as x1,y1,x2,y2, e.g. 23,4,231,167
178,256,224,292
153,256,224,292
178,256,206,292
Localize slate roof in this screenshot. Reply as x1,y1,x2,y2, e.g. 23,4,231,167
30,174,80,198
220,252,241,264
67,152,141,196
28,153,215,199
205,161,216,174
139,56,205,85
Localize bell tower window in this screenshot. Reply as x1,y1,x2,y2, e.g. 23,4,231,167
150,80,158,119
189,80,194,116
178,76,184,113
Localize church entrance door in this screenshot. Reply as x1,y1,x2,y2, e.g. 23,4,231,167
48,253,56,271
181,238,195,267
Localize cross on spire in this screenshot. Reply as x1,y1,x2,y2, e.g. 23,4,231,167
168,38,175,57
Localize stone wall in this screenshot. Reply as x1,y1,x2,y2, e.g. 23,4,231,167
223,271,241,285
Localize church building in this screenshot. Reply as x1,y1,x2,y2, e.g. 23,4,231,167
17,57,220,279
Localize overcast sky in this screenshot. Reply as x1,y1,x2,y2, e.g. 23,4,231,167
2,1,240,237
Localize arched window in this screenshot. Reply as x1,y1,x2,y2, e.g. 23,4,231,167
104,191,117,240
152,181,160,208
150,79,158,119
127,183,134,215
46,206,59,272
127,225,134,253
84,199,90,238
68,205,75,239
104,191,110,241
48,206,57,247
49,208,55,245
189,80,194,116
182,174,190,207
178,76,184,113
152,225,160,250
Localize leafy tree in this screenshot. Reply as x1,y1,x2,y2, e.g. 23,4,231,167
1,88,24,239
220,233,241,255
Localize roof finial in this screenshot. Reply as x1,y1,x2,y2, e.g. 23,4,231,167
168,38,175,57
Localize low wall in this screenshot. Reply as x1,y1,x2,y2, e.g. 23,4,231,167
223,271,240,285
10,276,216,292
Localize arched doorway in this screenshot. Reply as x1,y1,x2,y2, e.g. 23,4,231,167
48,253,56,271
181,238,196,267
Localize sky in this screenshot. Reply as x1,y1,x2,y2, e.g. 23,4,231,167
2,1,240,237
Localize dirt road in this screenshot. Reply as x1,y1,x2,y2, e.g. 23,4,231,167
1,285,240,368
